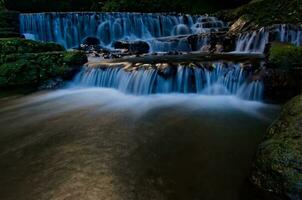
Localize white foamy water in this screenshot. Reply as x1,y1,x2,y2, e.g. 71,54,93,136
0,88,279,125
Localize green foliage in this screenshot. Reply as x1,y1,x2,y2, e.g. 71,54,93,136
0,51,87,87
0,38,87,87
217,0,302,26
4,0,250,14
269,43,302,70
0,38,65,55
63,51,88,66
0,11,20,38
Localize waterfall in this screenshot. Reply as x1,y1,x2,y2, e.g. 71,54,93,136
20,12,226,51
71,63,263,101
235,24,302,53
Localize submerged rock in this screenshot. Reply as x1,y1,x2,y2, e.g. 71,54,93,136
251,94,302,199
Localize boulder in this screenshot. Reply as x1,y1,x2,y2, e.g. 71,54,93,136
82,36,100,46
113,40,150,54
251,94,302,199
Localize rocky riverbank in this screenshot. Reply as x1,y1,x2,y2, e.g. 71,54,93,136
251,94,302,199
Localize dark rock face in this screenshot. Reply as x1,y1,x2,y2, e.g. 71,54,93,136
113,40,150,54
263,69,301,103
251,94,302,200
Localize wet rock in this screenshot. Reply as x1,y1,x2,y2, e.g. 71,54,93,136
251,94,302,199
229,17,249,33
113,40,150,54
38,78,65,90
157,63,177,78
82,36,100,46
200,45,210,52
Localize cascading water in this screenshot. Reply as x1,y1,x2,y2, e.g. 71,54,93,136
20,12,226,51
235,24,302,53
71,63,263,101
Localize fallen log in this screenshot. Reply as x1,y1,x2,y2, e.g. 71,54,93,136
86,52,265,68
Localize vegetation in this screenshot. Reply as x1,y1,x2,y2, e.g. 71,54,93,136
268,42,302,70
0,38,87,88
0,38,64,54
3,0,250,14
217,0,302,26
251,94,302,199
0,11,20,38
262,43,302,102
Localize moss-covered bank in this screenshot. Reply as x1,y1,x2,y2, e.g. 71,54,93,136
217,0,302,28
251,94,302,199
263,43,302,102
0,38,87,89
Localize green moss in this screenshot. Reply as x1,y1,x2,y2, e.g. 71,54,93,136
63,51,88,66
0,51,87,87
268,43,302,70
217,0,302,27
0,38,65,55
252,95,302,198
0,38,87,88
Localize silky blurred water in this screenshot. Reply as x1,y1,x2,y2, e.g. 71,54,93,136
0,88,280,200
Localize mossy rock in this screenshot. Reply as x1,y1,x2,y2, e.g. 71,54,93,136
263,43,302,102
0,38,87,88
0,51,87,87
251,94,302,199
268,43,302,70
0,38,65,54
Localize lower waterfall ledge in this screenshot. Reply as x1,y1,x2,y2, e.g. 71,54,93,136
85,52,265,68
72,62,264,101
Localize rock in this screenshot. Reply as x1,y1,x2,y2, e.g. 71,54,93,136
82,36,100,46
157,63,177,78
263,43,302,102
113,40,150,54
251,94,302,199
229,16,249,33
200,45,210,52
38,78,65,90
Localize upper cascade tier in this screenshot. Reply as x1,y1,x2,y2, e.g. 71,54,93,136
20,12,227,50
235,25,302,53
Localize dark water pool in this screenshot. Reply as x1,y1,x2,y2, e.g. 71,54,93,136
0,88,280,200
